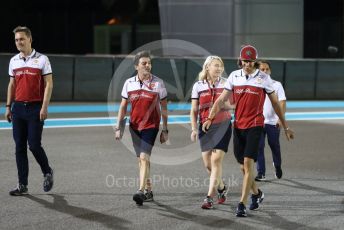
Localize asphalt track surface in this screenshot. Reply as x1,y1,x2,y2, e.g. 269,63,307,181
1,102,343,230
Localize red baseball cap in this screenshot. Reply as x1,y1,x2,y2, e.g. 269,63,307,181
239,45,258,61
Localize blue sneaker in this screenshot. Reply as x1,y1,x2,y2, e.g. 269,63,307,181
236,202,247,217
249,189,264,210
43,169,54,192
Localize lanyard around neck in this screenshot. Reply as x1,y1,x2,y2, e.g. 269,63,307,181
206,80,216,105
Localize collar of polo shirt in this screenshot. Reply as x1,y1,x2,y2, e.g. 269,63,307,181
136,74,152,82
242,69,259,78
19,49,36,59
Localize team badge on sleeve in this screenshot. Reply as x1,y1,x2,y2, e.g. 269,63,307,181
256,77,263,84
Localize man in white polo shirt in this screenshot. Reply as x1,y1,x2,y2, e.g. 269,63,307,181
255,61,286,181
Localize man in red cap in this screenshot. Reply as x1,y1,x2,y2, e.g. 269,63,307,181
203,45,294,217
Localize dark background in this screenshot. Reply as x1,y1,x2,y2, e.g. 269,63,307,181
304,0,344,58
0,0,343,58
0,0,159,55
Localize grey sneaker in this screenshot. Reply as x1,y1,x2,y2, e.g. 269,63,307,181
9,184,28,196
43,169,54,192
143,189,154,202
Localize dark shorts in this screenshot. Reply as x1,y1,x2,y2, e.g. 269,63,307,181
233,126,263,164
198,120,232,153
129,126,159,157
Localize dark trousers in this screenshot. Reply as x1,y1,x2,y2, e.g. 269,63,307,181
256,124,282,175
12,102,51,185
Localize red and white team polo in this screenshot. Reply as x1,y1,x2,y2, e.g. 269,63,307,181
121,75,167,130
191,77,232,124
9,49,52,102
225,69,274,129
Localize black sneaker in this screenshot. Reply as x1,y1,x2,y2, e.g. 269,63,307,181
275,166,283,179
249,189,264,210
133,190,145,206
143,189,154,202
9,184,28,196
43,169,54,192
236,202,247,217
255,173,266,181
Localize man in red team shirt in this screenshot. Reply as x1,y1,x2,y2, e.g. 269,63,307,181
203,45,294,217
115,51,168,206
5,26,54,196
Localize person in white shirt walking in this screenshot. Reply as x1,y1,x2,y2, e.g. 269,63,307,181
255,61,286,181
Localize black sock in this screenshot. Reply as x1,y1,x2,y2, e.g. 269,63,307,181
218,185,225,193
